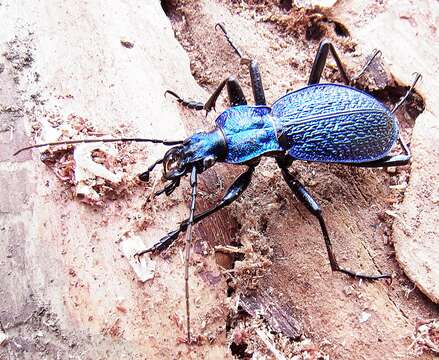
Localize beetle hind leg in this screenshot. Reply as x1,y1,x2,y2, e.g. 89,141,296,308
277,160,391,280
308,40,382,86
353,73,422,168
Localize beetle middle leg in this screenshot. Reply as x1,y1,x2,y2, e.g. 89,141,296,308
277,159,391,280
308,40,381,86
136,165,255,256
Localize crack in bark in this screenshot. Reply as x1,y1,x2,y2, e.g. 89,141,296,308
386,292,411,322
359,239,383,274
360,235,412,323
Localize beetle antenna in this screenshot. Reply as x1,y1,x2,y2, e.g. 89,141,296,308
185,166,197,344
391,72,422,114
13,137,184,156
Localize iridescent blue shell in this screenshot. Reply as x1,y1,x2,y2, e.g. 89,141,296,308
215,106,281,163
212,83,398,165
272,84,398,163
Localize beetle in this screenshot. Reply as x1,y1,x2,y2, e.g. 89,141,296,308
15,24,421,343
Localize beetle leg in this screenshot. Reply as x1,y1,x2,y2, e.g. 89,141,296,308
203,76,248,110
308,40,350,85
215,23,266,105
226,76,247,107
309,42,383,86
136,166,255,255
165,75,247,115
164,90,204,110
391,72,422,114
138,157,164,182
278,162,391,280
248,60,267,105
215,23,244,58
351,73,421,168
350,49,382,83
351,153,410,168
203,77,229,112
154,178,180,197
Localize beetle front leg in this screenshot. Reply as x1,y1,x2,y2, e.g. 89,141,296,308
136,166,255,256
278,163,391,280
165,75,247,114
215,23,266,106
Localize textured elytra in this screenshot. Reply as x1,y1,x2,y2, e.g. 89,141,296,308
273,84,398,163
207,83,398,164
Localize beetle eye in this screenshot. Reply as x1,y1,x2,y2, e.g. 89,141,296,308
163,147,187,179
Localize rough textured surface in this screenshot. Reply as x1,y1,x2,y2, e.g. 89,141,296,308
0,1,232,359
334,0,439,309
393,111,439,303
161,0,439,358
2,0,439,359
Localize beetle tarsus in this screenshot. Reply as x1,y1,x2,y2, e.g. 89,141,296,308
334,266,392,280
391,72,422,114
147,230,180,255
154,178,181,197
138,157,164,182
215,22,244,59
350,49,382,84
134,229,180,260
164,90,204,111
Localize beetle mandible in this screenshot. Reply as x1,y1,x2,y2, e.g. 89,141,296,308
15,24,421,343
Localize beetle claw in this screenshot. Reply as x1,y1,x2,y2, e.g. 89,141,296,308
133,248,151,262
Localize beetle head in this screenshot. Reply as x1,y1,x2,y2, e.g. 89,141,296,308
162,129,227,181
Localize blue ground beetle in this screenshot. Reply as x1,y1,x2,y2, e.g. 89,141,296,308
15,24,421,343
